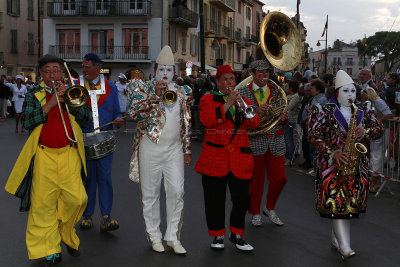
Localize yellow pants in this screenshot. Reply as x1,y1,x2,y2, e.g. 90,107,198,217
26,145,88,260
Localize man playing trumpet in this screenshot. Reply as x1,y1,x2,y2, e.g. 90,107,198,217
126,45,192,254
237,60,288,227
5,55,91,265
195,65,259,251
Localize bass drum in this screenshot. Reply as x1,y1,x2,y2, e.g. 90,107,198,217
84,131,117,160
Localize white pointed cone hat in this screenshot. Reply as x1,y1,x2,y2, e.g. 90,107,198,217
156,45,175,66
335,70,354,89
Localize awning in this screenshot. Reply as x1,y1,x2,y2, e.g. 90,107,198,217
191,61,217,71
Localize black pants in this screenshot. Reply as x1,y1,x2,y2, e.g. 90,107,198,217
202,172,250,236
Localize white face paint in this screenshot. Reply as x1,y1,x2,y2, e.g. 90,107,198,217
155,64,174,85
337,84,356,107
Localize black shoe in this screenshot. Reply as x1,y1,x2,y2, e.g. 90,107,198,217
229,233,254,251
65,244,80,257
40,253,62,266
210,235,224,249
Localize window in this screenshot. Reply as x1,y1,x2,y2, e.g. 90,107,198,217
228,46,232,62
182,31,187,54
346,58,353,65
7,0,20,16
246,51,251,64
246,6,251,20
123,28,148,55
236,47,241,62
246,26,250,40
129,0,143,10
238,0,241,14
63,0,76,11
90,30,114,56
190,34,198,56
347,68,352,75
168,25,178,52
28,0,34,20
11,29,17,53
203,3,208,21
57,29,81,56
28,32,34,55
222,44,227,60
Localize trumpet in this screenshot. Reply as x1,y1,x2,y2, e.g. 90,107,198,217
159,82,177,105
227,87,257,119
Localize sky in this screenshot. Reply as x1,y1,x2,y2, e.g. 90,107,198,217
260,0,400,52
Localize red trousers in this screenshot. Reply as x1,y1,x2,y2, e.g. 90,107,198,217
249,150,287,214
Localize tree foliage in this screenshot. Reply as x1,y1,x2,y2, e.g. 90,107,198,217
357,31,400,72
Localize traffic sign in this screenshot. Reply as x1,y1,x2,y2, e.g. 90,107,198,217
186,61,193,68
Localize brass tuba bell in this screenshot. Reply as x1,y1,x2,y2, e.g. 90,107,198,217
260,11,303,71
235,11,302,136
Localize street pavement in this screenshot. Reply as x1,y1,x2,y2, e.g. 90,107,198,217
1,118,400,267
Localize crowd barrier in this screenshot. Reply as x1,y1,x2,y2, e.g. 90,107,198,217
373,119,400,196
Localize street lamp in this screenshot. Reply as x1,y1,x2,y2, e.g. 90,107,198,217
317,39,327,74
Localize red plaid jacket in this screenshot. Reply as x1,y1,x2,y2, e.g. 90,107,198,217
194,93,259,179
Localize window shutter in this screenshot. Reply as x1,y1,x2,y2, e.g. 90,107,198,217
17,0,20,15
7,0,11,14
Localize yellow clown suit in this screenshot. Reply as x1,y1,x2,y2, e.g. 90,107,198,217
5,59,91,263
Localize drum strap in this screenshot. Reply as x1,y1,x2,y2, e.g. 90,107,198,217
80,75,106,133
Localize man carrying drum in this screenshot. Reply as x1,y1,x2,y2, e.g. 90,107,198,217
78,53,124,232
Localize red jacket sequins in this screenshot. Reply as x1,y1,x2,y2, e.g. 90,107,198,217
194,93,259,179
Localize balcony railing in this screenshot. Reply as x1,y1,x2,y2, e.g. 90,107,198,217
209,0,235,12
49,45,149,60
47,0,151,17
249,34,258,44
234,31,241,42
204,19,217,34
223,26,234,40
169,5,198,28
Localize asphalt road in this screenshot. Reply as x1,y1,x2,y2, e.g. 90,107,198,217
1,118,399,267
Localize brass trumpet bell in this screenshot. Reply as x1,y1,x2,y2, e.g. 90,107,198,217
260,11,302,71
163,90,178,105
64,85,89,107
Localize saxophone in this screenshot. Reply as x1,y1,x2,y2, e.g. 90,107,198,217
338,102,368,176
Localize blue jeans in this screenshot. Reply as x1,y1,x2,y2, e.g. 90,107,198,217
284,122,296,161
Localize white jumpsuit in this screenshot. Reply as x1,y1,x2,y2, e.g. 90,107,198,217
139,99,185,243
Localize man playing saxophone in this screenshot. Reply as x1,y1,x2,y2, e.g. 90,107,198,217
5,55,91,265
126,45,192,255
308,70,384,260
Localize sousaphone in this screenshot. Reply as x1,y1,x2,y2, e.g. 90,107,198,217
236,11,303,136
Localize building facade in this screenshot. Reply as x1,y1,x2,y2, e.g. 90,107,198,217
43,0,161,81
0,0,39,80
308,40,371,80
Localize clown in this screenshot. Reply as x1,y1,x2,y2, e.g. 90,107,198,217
78,53,124,232
195,64,259,251
126,45,192,255
308,70,384,260
237,60,288,227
